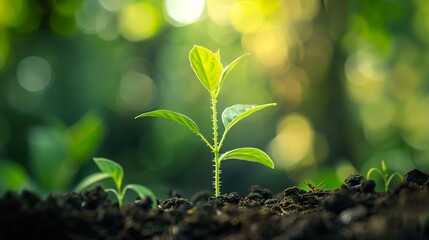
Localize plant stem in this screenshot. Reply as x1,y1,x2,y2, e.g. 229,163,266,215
106,189,123,208
211,97,221,197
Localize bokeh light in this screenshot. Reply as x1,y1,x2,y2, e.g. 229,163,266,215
119,2,163,41
242,26,289,71
230,1,264,33
75,0,108,35
98,0,124,12
269,114,314,169
165,0,205,26
16,56,53,93
117,72,156,112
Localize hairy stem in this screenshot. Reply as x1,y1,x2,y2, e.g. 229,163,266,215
211,97,221,197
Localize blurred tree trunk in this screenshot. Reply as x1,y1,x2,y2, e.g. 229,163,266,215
320,0,353,165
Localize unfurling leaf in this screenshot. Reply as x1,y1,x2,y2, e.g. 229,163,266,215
381,160,388,175
222,103,277,134
93,158,123,190
189,45,223,95
218,54,248,93
214,49,221,61
218,147,275,169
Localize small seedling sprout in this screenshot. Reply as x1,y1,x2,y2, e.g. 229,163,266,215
366,160,404,192
75,158,157,208
136,45,276,197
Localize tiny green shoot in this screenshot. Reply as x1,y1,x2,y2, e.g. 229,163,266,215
366,160,404,192
75,157,157,208
136,45,276,197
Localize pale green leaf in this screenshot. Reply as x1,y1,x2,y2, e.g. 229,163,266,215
218,54,248,93
214,49,221,61
189,45,223,95
75,172,110,192
124,184,157,208
93,158,123,190
222,103,276,134
218,147,275,169
381,160,388,175
136,110,202,136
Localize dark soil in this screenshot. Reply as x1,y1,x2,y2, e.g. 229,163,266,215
1,169,429,239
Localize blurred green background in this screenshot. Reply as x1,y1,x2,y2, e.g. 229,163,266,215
1,0,428,198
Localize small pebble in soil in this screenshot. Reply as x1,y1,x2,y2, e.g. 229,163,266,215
344,173,375,193
340,205,368,224
405,169,429,186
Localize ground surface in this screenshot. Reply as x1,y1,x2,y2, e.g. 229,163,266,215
1,169,429,239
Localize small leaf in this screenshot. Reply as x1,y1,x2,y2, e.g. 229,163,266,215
218,147,275,169
93,158,123,190
214,49,221,61
222,103,276,134
381,160,388,175
124,184,157,209
75,172,110,192
136,110,202,136
218,54,248,93
189,45,223,95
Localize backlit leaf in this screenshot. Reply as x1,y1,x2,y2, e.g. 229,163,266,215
214,49,221,61
189,45,223,95
93,158,123,190
222,103,276,134
218,147,275,169
218,54,248,93
136,110,202,136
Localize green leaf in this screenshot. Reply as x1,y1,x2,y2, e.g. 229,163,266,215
93,158,123,190
189,45,223,95
0,160,29,194
28,126,70,191
67,112,106,165
218,53,248,93
75,172,110,192
222,103,277,134
218,147,275,169
381,160,388,175
136,110,202,136
214,49,221,61
124,184,157,209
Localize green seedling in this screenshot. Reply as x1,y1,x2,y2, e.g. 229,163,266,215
75,158,157,208
136,45,276,197
366,160,404,192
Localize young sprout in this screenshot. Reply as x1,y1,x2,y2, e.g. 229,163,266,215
366,160,404,192
75,158,157,208
136,45,276,197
